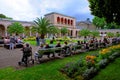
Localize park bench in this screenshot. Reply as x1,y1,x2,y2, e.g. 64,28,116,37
38,47,63,58
0,39,4,47
4,43,23,49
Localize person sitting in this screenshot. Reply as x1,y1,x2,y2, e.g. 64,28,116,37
77,41,81,45
49,40,55,48
55,42,62,56
63,42,71,56
45,44,51,58
34,44,44,61
56,42,61,47
4,37,9,44
17,37,23,43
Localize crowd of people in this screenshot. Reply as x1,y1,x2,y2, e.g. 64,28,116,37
33,36,120,61
3,36,23,50
2,34,120,67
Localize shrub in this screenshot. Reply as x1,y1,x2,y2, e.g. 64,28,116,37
82,67,98,80
24,37,36,41
97,59,109,69
85,55,97,68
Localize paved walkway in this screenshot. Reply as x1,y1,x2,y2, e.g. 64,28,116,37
0,46,38,69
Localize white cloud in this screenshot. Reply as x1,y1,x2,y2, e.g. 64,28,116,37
0,0,39,21
0,0,92,21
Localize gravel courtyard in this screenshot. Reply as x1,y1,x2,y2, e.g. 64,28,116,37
0,46,38,69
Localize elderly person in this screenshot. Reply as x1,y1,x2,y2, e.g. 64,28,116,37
34,44,44,61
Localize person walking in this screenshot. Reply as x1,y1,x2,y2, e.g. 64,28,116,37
36,35,40,46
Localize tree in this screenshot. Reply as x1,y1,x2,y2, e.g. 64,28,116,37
61,27,68,36
90,30,100,37
88,0,120,25
0,14,12,19
107,32,114,37
48,26,60,37
92,16,106,29
79,29,91,37
31,26,37,34
106,22,119,29
33,17,50,39
0,14,6,18
7,22,24,35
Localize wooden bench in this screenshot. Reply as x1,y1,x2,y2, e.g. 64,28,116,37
38,47,63,58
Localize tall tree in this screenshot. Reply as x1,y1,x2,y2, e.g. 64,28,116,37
88,0,120,25
90,30,99,37
48,26,60,36
33,17,50,39
92,16,106,29
7,22,24,35
79,29,91,37
107,32,114,37
61,27,68,36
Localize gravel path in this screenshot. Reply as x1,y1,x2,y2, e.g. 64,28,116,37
0,46,38,69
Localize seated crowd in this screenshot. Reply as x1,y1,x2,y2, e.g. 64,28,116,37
35,36,120,61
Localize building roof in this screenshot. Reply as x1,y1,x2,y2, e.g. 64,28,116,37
44,12,75,19
76,25,85,29
76,18,92,25
0,18,34,24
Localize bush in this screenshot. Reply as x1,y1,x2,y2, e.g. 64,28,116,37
82,67,98,80
97,59,109,69
108,55,115,62
24,37,36,41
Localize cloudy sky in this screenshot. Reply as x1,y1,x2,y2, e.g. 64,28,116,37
0,0,94,21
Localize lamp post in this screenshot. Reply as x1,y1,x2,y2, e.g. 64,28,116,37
113,13,117,22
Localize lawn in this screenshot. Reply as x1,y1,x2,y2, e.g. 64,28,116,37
1,47,120,80
0,50,98,80
92,57,120,80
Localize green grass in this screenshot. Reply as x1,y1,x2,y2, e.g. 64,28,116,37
92,57,120,80
0,50,98,80
1,48,120,80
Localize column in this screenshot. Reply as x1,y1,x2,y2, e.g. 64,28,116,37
5,27,7,37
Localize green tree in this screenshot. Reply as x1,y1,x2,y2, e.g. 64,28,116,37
106,22,119,29
48,26,60,35
88,0,120,25
90,30,100,37
61,27,68,36
116,32,120,37
79,29,91,37
0,14,6,18
7,22,24,35
0,14,12,19
33,17,50,39
92,16,106,29
107,32,114,37
31,26,37,34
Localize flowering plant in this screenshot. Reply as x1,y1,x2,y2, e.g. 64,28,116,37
85,55,96,68
99,48,111,59
109,45,120,52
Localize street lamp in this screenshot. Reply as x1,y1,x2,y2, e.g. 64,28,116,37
113,13,117,21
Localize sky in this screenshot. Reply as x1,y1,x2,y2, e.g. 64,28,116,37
0,0,94,22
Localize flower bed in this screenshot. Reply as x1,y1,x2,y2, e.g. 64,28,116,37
61,44,120,80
